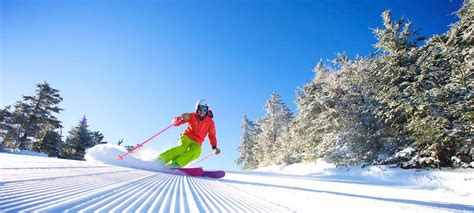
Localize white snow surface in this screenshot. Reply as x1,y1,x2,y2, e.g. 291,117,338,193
1,145,473,212
84,144,170,173
3,148,48,157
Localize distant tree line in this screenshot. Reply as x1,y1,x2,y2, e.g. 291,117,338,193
0,82,106,160
237,2,472,170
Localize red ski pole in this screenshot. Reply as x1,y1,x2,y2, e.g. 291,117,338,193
117,119,180,160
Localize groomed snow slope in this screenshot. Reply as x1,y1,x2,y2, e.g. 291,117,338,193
1,145,473,212
0,153,287,212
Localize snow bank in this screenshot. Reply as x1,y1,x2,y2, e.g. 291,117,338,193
255,159,474,196
254,158,335,175
2,148,49,157
85,144,171,173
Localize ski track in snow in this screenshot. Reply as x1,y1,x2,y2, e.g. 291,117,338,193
0,153,289,212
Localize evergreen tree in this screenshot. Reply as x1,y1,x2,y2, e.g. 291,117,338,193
32,131,62,157
396,1,473,168
371,10,425,155
443,0,473,167
293,61,340,162
254,93,293,167
92,131,107,145
251,119,265,166
236,115,259,170
64,116,105,160
0,82,63,150
328,54,388,165
0,107,17,149
276,124,301,164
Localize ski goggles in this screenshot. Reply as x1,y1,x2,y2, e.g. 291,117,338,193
197,105,209,111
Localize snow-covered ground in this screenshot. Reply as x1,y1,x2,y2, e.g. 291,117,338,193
1,145,473,212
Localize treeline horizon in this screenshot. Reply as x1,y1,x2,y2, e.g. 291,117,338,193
1,82,107,160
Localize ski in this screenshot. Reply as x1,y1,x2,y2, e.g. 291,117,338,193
202,170,226,179
168,167,225,178
171,167,204,176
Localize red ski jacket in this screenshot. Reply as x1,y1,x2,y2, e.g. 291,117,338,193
173,112,217,147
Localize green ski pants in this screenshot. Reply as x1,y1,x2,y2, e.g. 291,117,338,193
158,135,202,167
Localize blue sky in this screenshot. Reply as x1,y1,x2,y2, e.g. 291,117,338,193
1,0,462,170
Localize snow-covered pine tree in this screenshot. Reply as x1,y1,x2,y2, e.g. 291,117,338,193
370,10,424,159
367,1,473,168
276,123,301,164
293,61,340,162
329,54,388,166
254,93,293,167
442,0,473,168
252,118,265,166
236,114,260,170
395,33,456,168
398,0,473,168
0,82,63,150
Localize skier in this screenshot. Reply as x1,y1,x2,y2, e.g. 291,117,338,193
158,99,221,168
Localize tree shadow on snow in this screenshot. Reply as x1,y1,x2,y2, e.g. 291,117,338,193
219,177,474,212
226,171,404,188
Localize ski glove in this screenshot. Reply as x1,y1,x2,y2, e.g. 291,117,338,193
212,146,221,155
173,113,191,124
172,117,182,124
